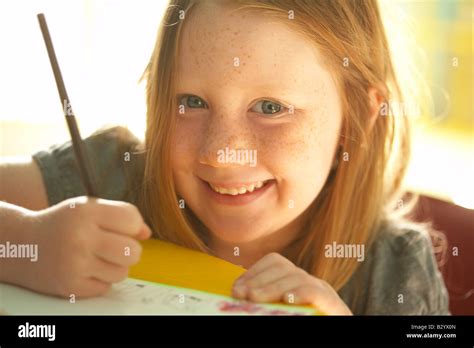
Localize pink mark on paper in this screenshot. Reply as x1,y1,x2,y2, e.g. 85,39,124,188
218,301,304,315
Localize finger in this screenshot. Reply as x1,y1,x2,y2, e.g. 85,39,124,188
94,230,143,266
246,272,309,303
94,200,146,237
237,253,293,282
78,278,112,298
136,223,152,240
284,285,352,315
232,264,295,299
283,285,323,306
90,258,129,284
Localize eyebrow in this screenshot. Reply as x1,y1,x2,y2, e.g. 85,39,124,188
177,75,311,92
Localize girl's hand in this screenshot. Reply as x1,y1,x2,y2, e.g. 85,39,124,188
7,196,151,298
231,253,352,315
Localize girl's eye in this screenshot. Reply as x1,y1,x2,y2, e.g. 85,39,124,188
250,100,285,116
179,95,208,109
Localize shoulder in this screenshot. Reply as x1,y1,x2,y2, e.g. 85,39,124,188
33,126,144,206
87,125,141,147
373,219,434,261
340,218,450,315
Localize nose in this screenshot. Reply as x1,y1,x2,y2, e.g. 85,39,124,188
198,111,257,168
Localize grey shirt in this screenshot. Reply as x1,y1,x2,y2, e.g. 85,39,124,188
32,126,450,315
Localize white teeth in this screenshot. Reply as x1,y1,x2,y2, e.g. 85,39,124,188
209,180,268,195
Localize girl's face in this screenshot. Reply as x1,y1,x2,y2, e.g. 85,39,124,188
171,2,343,249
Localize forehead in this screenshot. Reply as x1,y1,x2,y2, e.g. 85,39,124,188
176,1,329,94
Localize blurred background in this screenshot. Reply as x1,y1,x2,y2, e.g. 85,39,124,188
0,0,164,153
0,0,472,209
384,0,473,210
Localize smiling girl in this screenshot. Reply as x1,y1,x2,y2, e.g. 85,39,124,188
0,0,449,315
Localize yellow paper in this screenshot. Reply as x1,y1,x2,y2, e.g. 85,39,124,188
130,239,246,296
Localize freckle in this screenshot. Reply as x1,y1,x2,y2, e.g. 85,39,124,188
234,31,239,35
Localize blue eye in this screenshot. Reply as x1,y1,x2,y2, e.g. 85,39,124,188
251,100,284,116
179,95,208,109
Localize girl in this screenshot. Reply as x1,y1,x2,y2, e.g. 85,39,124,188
0,0,449,315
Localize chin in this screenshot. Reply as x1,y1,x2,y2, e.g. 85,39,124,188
206,221,267,244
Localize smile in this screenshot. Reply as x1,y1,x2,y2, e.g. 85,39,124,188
200,178,275,206
208,180,271,195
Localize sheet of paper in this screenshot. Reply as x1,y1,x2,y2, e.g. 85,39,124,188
0,278,320,315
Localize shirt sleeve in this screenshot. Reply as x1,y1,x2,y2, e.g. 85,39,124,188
339,221,450,315
32,126,142,206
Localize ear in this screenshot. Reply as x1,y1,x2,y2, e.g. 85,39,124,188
367,87,384,133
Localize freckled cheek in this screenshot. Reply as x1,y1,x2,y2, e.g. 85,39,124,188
170,121,205,199
257,123,334,207
289,125,341,205
170,141,201,206
283,160,329,209
171,119,204,166
276,150,323,206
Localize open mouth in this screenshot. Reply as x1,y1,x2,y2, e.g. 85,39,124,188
200,178,276,206
207,179,272,196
